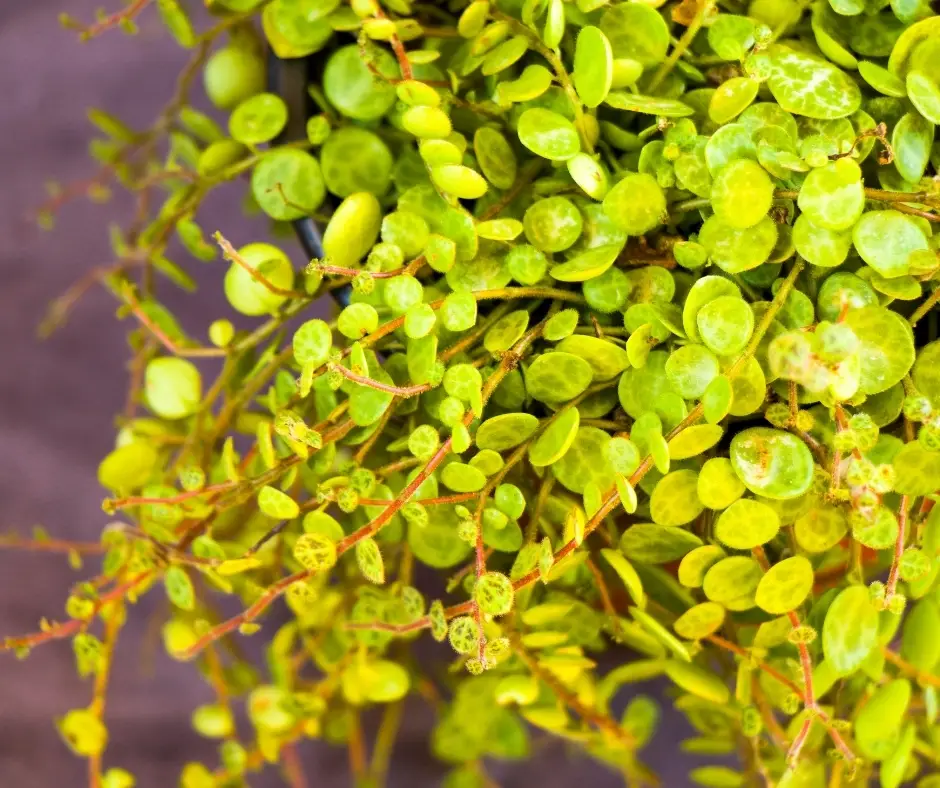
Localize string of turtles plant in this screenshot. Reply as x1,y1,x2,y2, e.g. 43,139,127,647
4,0,940,786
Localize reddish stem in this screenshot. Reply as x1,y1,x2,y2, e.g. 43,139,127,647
77,0,152,40
122,289,224,358
334,364,434,398
357,492,477,508
0,536,106,555
1,571,152,653
373,6,413,80
886,495,910,601
215,233,307,299
787,718,813,766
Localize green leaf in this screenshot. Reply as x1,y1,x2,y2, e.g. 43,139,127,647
650,470,705,526
529,408,580,467
853,210,930,279
763,45,861,119
600,548,645,609
441,463,487,493
476,413,539,451
145,357,202,420
251,149,326,222
822,585,879,676
797,158,865,231
551,427,615,494
599,3,669,67
844,306,915,395
474,571,514,616
164,566,195,611
621,523,703,564
855,679,912,761
702,556,762,611
448,615,479,655
257,485,300,520
674,602,726,641
715,499,780,550
356,538,385,584
794,504,848,553
754,556,814,614
549,243,624,283
730,428,815,500
293,533,337,572
668,424,723,460
574,26,613,108
663,661,730,705
603,174,666,236
900,599,940,672
57,708,108,757
517,109,580,162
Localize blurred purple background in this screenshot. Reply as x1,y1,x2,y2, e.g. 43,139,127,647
0,2,698,785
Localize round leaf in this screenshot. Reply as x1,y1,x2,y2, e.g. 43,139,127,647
754,556,814,614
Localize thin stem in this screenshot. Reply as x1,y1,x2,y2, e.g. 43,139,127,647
180,568,312,659
369,700,404,788
348,711,368,784
74,0,152,40
179,318,551,658
88,608,122,787
776,187,940,209
334,364,434,398
120,288,224,358
215,232,308,299
886,495,910,601
707,634,804,698
510,632,634,747
0,535,106,555
910,285,940,327
317,262,420,279
1,572,152,653
648,0,711,92
587,558,625,641
281,743,309,788
479,160,544,221
883,647,940,688
491,12,593,154
787,718,813,767
373,5,413,80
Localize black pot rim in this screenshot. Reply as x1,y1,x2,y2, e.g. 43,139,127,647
267,51,326,262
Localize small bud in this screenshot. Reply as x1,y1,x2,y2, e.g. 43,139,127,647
327,367,344,390
788,625,817,645
457,517,477,544
401,502,428,527
782,693,801,715
208,319,234,348
833,428,858,454
336,487,359,513
845,457,873,487
351,271,375,295
765,402,792,428
903,394,932,423
465,657,486,675
887,593,907,615
870,463,896,494
920,423,940,451
741,706,763,737
795,410,815,432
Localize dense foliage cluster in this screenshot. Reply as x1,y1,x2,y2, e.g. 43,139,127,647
6,0,940,785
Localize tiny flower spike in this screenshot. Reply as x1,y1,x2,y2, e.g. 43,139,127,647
9,2,940,787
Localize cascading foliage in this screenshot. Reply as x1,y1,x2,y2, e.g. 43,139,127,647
6,0,940,785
